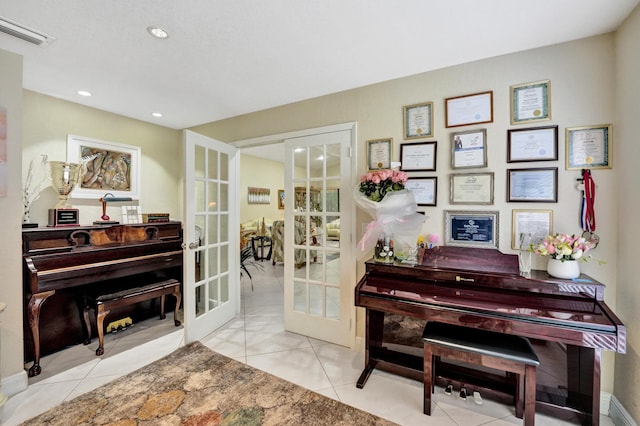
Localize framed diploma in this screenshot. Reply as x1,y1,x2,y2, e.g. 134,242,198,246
507,167,558,202
403,102,434,139
367,138,392,171
451,128,487,169
445,91,493,128
510,80,551,125
400,141,437,171
444,210,499,248
565,124,612,170
406,177,437,206
511,209,553,250
450,172,494,205
507,125,558,162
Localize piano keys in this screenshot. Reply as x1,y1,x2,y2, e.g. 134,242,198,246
22,222,183,377
355,246,625,425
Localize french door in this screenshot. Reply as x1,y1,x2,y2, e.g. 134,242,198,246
183,130,240,343
283,129,355,347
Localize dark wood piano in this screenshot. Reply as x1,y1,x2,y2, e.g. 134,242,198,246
355,246,625,426
22,222,183,377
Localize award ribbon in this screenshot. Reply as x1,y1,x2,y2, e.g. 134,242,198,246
580,169,599,247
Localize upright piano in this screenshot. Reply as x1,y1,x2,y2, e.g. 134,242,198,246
22,222,183,377
355,246,625,426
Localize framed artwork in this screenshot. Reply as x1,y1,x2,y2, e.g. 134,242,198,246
450,172,494,205
511,209,553,250
400,141,437,171
507,125,558,162
510,80,551,125
445,91,493,128
403,102,434,139
367,138,392,170
121,205,142,224
405,177,437,206
444,210,499,248
507,167,558,202
278,189,285,209
565,124,612,170
451,128,487,169
67,134,140,199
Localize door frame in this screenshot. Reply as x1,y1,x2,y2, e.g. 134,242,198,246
232,121,357,348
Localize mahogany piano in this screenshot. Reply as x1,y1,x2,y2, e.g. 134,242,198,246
355,246,625,425
22,222,183,377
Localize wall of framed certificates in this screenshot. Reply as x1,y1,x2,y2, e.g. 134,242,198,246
388,76,612,252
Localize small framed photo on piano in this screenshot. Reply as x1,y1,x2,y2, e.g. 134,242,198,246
444,210,499,249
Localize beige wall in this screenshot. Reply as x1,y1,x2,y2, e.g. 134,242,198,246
191,34,624,397
614,4,640,421
0,49,26,394
22,90,183,227
239,153,284,224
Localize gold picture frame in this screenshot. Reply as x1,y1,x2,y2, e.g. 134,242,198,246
367,138,392,170
403,102,434,139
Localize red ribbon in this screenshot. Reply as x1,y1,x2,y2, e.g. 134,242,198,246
581,169,596,232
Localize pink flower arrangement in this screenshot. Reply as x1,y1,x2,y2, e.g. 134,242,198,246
359,169,408,202
530,233,595,262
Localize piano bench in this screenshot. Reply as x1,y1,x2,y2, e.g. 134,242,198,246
83,279,182,356
422,322,539,425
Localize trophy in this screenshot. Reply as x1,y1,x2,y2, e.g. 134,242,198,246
48,161,82,226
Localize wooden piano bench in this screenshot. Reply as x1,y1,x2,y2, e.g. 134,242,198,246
422,322,539,426
83,279,182,356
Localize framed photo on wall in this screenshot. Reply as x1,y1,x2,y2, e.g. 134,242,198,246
507,167,558,202
510,80,551,125
67,134,141,199
403,102,434,139
445,91,493,128
511,209,553,250
565,124,612,170
444,210,499,248
367,138,392,170
507,125,558,162
451,128,487,169
405,177,437,206
400,141,437,171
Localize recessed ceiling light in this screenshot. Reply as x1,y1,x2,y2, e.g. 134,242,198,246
147,26,169,39
77,90,91,97
152,112,163,117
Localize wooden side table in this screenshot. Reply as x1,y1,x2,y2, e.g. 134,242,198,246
251,235,272,261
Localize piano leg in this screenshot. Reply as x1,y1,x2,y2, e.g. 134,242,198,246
26,290,56,377
356,309,384,389
567,345,601,426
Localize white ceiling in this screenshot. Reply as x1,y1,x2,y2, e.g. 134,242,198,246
0,0,637,133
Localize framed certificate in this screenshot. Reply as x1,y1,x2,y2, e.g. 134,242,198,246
511,209,553,250
403,102,433,139
450,172,494,205
445,91,493,128
444,210,499,248
565,124,612,170
400,141,437,171
405,177,437,206
510,80,551,125
451,128,487,169
367,138,392,171
507,167,558,202
507,125,558,162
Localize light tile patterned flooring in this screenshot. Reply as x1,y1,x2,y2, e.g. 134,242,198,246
2,264,614,425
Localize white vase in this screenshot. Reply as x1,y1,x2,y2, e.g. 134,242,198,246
547,258,580,279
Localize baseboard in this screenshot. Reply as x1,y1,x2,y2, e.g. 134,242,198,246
1,369,28,397
609,394,638,426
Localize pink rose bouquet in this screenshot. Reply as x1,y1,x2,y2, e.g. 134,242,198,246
530,233,595,262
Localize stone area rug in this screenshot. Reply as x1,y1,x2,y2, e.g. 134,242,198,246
22,342,395,426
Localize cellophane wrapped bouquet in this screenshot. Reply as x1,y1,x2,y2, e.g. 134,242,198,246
354,169,425,263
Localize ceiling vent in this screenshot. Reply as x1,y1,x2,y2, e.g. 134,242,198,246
0,17,53,46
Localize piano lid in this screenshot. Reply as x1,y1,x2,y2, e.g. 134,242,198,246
419,246,519,275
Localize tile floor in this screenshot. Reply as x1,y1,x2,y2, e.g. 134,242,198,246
2,263,614,426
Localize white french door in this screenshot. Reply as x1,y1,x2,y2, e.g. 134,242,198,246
283,129,354,347
183,130,240,343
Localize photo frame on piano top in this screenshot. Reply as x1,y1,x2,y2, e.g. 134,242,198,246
67,134,141,200
444,210,499,249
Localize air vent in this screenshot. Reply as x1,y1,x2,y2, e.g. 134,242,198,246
0,17,53,46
